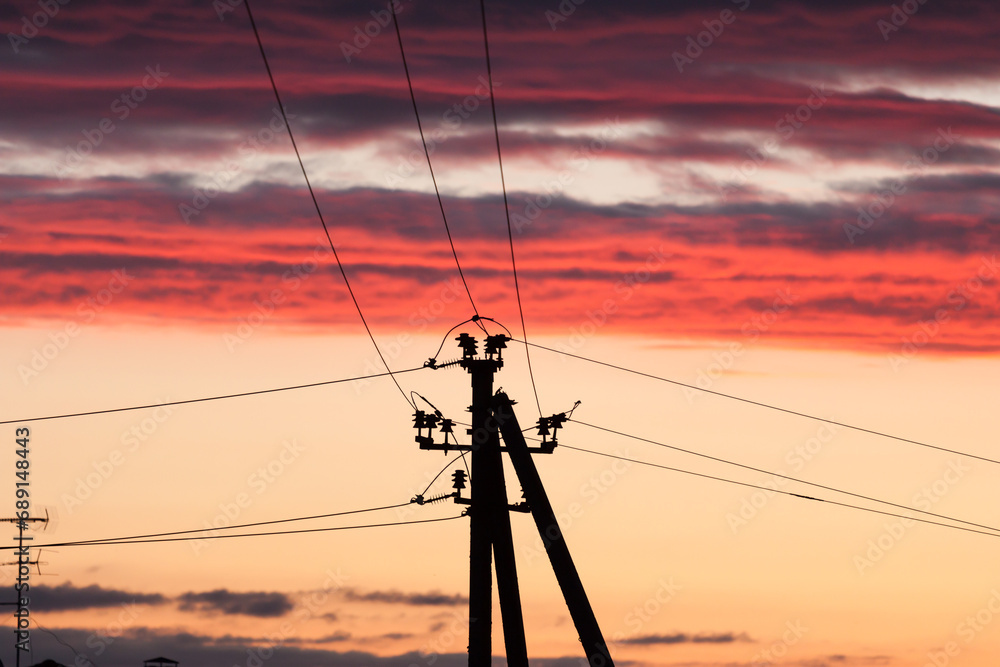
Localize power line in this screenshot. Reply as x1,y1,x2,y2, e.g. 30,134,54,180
0,516,465,551
478,0,542,418
430,318,482,363
561,445,1000,540
572,419,1000,535
391,10,486,332
516,339,1000,466
419,452,471,498
31,620,92,667
426,317,513,366
45,502,414,547
0,367,426,425
242,0,413,409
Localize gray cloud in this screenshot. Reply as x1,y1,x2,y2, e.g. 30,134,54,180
31,583,167,611
619,631,752,645
177,589,293,618
20,626,477,667
342,588,468,606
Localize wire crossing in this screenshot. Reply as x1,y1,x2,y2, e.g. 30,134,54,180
516,339,1000,466
391,10,485,332
243,0,413,409
479,0,543,418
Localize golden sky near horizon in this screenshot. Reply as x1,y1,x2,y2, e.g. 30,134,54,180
3,329,1000,667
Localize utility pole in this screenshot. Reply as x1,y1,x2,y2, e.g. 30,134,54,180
417,333,528,667
415,330,615,667
465,334,528,667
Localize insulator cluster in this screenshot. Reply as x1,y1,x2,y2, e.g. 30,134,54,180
456,333,510,367
413,410,462,451
536,413,568,452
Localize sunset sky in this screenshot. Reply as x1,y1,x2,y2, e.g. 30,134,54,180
2,1,1000,666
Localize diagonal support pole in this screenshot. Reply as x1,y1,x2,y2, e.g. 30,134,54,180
489,443,529,667
492,391,615,667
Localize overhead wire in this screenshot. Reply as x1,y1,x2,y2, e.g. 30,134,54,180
31,620,92,667
0,516,465,551
429,317,483,363
479,316,512,337
391,9,486,333
418,452,471,497
561,445,1000,540
24,6,993,631
42,502,414,547
571,419,1000,534
515,338,1000,466
411,392,472,487
425,317,513,366
478,0,543,418
27,3,989,593
0,367,426,425
242,0,413,409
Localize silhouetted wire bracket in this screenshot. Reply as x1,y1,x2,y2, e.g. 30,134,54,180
411,470,471,510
